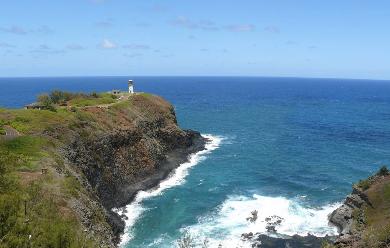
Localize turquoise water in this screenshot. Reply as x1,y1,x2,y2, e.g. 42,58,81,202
1,77,390,247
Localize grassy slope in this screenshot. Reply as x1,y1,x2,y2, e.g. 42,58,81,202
68,93,117,107
324,168,390,248
0,93,168,247
359,174,390,247
0,108,97,247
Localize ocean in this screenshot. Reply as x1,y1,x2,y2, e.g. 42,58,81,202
1,76,390,247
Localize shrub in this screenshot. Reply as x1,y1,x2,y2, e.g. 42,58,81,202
377,166,390,176
37,94,57,111
357,179,372,191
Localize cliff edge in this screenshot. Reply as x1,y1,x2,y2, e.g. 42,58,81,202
0,92,206,247
327,166,390,248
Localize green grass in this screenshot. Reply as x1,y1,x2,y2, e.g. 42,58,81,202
358,169,390,247
69,93,117,107
0,136,47,157
62,176,81,197
384,184,390,200
0,141,97,247
0,136,49,172
138,92,154,98
5,108,74,134
0,90,167,248
355,167,390,191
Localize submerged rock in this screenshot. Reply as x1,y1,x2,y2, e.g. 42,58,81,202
252,234,335,248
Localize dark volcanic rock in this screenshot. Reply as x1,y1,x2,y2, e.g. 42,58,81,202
329,187,371,236
253,234,335,248
61,95,207,245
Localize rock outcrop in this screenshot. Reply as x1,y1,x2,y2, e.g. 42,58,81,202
61,95,206,245
328,167,390,247
329,187,371,236
252,234,334,248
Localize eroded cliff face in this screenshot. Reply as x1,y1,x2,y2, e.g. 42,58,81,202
0,93,205,247
328,167,390,248
56,94,206,245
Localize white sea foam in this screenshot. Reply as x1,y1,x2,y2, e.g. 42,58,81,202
116,134,223,247
182,194,340,248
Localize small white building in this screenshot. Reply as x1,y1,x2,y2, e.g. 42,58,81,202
128,80,134,94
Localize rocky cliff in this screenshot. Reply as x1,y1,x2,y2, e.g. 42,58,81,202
240,167,390,248
0,93,206,247
62,94,206,244
328,167,390,248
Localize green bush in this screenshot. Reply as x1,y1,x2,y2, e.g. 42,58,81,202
357,179,372,191
377,166,390,176
0,119,8,126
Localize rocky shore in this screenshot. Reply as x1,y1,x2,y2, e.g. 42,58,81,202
241,167,390,248
327,167,390,247
241,215,335,248
328,187,372,242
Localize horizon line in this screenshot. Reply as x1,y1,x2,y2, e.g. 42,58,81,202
0,75,390,82
0,75,390,81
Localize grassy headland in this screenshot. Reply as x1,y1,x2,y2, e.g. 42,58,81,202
0,91,152,247
326,166,390,248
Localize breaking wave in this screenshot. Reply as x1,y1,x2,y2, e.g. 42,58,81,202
182,194,340,247
117,134,223,247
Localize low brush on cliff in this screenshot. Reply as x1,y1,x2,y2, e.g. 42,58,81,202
327,166,390,248
0,92,206,248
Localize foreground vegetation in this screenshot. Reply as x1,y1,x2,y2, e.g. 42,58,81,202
0,139,95,247
0,91,131,247
324,166,390,248
36,90,118,110
0,91,168,248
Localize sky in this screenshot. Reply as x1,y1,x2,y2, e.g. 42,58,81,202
0,0,389,79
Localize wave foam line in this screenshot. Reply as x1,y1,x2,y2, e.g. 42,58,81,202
117,134,222,247
183,194,341,248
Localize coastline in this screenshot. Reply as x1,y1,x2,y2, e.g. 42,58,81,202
116,134,222,246
84,130,209,245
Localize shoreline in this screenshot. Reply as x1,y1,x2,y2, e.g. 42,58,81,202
116,134,222,247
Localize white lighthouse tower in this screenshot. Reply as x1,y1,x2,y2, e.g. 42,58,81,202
128,80,134,94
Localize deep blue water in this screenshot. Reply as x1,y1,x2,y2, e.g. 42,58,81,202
1,76,390,247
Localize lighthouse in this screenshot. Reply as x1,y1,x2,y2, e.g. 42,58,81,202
128,80,134,94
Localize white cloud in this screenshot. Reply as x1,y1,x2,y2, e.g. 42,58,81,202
226,24,255,32
95,19,113,28
0,42,15,48
171,16,219,31
0,25,28,35
66,44,86,50
264,25,280,33
100,39,117,49
122,44,150,50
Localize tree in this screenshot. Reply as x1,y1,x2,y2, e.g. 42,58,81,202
37,94,56,111
37,94,51,106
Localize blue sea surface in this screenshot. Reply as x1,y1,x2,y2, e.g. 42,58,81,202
1,76,390,247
